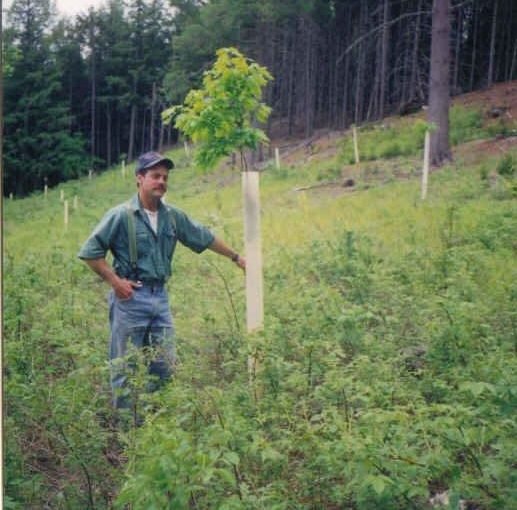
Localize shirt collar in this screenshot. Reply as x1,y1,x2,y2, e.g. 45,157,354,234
129,193,166,215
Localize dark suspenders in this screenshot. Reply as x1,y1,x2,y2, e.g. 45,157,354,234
125,201,138,280
124,201,177,281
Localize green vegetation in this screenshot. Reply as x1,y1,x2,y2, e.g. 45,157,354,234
168,47,272,170
4,129,516,508
341,107,513,165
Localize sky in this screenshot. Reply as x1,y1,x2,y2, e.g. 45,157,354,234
3,0,107,18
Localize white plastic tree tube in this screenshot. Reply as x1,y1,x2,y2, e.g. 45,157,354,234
242,170,264,332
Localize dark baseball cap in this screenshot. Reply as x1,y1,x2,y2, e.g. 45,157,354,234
135,151,174,174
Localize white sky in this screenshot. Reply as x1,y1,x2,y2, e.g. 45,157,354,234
3,0,107,18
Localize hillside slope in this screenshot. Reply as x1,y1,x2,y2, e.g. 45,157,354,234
4,94,517,509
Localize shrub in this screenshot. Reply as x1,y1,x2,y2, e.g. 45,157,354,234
496,153,514,177
449,106,484,145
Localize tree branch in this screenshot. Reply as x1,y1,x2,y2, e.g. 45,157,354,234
336,10,432,66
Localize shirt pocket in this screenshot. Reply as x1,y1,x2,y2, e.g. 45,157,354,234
136,230,151,258
163,226,177,261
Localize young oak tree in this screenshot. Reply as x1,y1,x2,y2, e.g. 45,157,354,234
164,46,272,171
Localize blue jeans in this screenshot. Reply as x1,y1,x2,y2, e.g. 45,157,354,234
108,283,175,409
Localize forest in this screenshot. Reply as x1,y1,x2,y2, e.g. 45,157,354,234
3,0,517,195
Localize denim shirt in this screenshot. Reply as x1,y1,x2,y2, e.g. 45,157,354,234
78,194,215,281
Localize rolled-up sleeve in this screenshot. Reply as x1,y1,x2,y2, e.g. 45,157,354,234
78,208,121,260
173,209,215,254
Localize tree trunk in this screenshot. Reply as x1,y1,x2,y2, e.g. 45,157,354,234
505,1,514,81
150,82,156,150
140,107,147,154
304,18,314,138
128,103,137,162
106,104,112,168
510,38,517,81
158,104,165,152
354,0,366,124
410,0,423,101
379,0,389,118
469,0,478,91
487,0,498,87
89,18,96,167
428,0,452,167
287,26,297,136
453,7,462,94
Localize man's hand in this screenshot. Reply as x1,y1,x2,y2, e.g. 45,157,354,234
208,237,246,272
83,258,143,299
234,255,246,271
112,278,142,300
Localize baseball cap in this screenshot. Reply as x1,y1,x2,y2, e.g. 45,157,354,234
135,151,174,174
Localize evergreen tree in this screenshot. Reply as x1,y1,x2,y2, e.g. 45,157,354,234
3,0,89,196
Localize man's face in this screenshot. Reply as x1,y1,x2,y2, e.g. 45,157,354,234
137,165,169,200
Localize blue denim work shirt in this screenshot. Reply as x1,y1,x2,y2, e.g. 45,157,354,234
78,194,215,282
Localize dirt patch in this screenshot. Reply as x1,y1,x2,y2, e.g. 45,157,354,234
453,81,517,121
454,136,517,164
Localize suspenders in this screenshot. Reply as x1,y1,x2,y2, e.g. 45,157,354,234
124,200,177,281
125,201,138,280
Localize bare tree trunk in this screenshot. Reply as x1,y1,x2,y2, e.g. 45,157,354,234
410,0,423,101
379,0,389,118
504,1,514,80
510,38,517,81
341,12,351,128
304,18,314,138
487,0,498,87
469,0,478,91
158,104,165,152
428,0,452,167
150,82,156,150
106,104,112,168
354,0,366,124
140,107,147,154
128,103,137,162
453,7,462,93
287,27,297,136
167,121,172,147
89,16,96,167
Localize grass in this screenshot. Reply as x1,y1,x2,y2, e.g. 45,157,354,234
4,120,517,509
340,106,515,165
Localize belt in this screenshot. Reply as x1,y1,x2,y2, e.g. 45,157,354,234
139,279,165,292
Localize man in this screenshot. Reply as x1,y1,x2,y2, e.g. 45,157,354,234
78,151,245,411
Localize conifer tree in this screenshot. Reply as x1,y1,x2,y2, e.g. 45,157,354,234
3,0,88,195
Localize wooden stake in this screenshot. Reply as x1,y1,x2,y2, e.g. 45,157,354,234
184,140,190,156
44,185,48,198
421,130,430,200
60,190,64,202
73,195,78,210
88,169,93,180
121,160,126,178
9,192,13,200
64,200,69,228
353,125,360,164
242,171,264,333
275,147,280,169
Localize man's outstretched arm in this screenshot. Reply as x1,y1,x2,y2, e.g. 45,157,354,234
208,237,246,271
